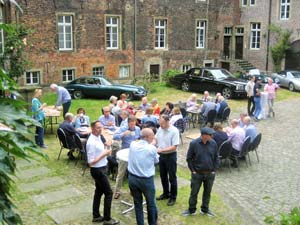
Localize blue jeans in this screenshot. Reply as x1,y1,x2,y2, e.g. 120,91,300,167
129,173,157,225
159,152,177,200
35,120,44,146
188,172,215,213
254,97,261,119
63,100,71,117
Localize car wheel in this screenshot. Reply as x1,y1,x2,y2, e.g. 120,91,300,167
181,81,190,92
125,92,134,101
222,87,232,99
289,83,295,92
73,90,83,99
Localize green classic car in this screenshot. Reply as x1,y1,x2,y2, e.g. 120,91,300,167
65,76,147,100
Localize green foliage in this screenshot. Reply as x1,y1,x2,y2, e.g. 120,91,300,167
269,24,292,72
264,207,300,225
0,26,45,225
0,23,31,81
162,69,181,86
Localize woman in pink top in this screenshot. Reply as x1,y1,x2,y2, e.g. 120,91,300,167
264,78,279,117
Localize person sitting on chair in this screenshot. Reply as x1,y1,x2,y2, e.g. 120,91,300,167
243,116,257,142
186,93,200,112
59,113,80,160
227,119,245,167
141,107,158,127
160,102,174,117
199,101,216,125
212,123,228,148
170,107,183,126
99,106,116,131
216,96,228,119
139,97,151,112
74,107,91,138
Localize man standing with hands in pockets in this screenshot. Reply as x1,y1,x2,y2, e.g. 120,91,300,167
182,127,219,217
86,121,119,225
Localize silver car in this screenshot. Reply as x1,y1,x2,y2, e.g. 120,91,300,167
272,71,300,91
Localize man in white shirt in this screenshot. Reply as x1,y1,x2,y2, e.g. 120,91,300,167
245,75,255,116
86,121,119,225
155,115,180,206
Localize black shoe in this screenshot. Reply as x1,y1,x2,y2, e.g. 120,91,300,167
92,216,104,223
181,209,196,216
272,112,275,118
231,163,238,168
167,198,176,206
156,194,169,201
103,218,120,225
200,209,215,217
67,151,75,160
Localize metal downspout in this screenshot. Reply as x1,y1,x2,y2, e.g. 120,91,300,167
133,0,137,82
265,0,272,72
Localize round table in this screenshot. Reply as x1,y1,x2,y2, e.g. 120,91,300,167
116,148,129,162
116,148,147,214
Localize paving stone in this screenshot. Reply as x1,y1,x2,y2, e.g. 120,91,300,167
18,177,66,193
16,159,38,169
17,166,50,180
32,185,83,206
46,199,92,224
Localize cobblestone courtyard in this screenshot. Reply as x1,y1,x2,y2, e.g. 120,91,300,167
14,99,300,224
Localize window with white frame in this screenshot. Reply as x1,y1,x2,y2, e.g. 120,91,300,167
182,64,191,72
106,16,119,49
236,27,244,35
224,27,233,35
196,20,206,48
119,65,130,78
250,0,255,5
92,66,105,76
280,0,290,20
62,69,74,82
25,71,40,85
250,23,261,49
0,8,4,55
58,15,73,50
242,0,247,6
155,19,167,49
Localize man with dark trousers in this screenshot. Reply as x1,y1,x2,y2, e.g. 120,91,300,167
128,128,159,225
155,115,180,206
59,112,79,160
182,127,219,217
86,121,119,225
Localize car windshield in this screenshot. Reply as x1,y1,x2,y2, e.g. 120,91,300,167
210,69,232,80
291,72,300,78
100,77,113,86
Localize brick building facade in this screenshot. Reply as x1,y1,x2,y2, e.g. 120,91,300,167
1,0,300,86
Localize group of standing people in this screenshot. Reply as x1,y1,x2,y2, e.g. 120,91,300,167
245,75,279,120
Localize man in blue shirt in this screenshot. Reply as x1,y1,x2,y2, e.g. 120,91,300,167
112,116,140,199
139,97,151,112
99,106,116,131
128,128,159,225
244,116,257,142
50,83,72,117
